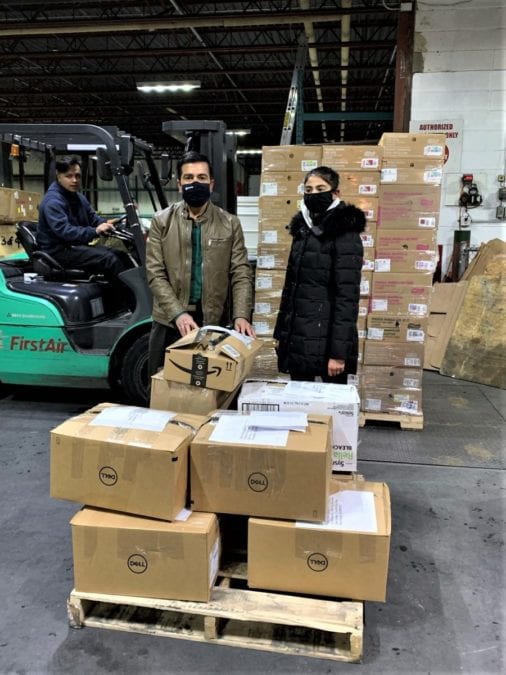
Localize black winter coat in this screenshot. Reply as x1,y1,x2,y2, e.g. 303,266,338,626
274,202,365,378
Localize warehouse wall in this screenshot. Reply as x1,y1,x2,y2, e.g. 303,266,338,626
411,0,506,276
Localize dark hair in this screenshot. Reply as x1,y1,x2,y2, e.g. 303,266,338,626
304,166,339,191
176,151,213,180
55,156,81,174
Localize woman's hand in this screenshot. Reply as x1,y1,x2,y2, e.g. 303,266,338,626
328,358,345,378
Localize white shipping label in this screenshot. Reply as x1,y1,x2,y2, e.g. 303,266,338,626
362,259,374,271
408,303,427,316
407,328,425,342
255,302,272,314
358,184,378,195
419,216,436,228
366,398,382,412
415,260,436,271
297,490,377,533
257,255,275,269
261,230,278,244
253,321,270,334
361,234,374,248
364,209,375,220
360,279,370,295
372,299,388,312
396,398,419,413
403,377,421,388
255,277,273,290
424,169,442,184
367,327,384,340
380,168,397,183
361,158,379,169
358,329,367,339
261,182,279,196
358,305,368,317
374,259,391,272
301,159,318,171
405,357,421,367
423,145,444,157
89,406,176,432
209,539,220,586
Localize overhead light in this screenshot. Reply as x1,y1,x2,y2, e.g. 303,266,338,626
226,129,251,137
236,149,262,155
137,81,201,93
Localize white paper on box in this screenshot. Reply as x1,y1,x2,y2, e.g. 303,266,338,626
297,490,377,533
209,414,289,446
89,406,176,432
261,230,278,244
209,538,220,587
256,277,272,290
238,380,360,472
248,410,308,431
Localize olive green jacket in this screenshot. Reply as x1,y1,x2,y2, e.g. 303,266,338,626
146,200,253,327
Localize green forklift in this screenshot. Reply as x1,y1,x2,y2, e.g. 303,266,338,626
0,124,168,405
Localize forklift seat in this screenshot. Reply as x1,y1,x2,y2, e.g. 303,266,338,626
15,221,88,281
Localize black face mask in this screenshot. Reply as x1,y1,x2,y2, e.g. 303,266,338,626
303,191,334,214
182,182,211,208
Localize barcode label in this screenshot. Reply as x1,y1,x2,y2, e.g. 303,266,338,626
407,329,425,342
367,327,384,340
358,184,377,194
404,377,421,388
408,303,427,316
374,258,391,272
256,277,272,290
419,216,436,228
415,260,436,271
257,255,275,269
361,158,379,168
372,299,388,311
261,230,278,244
255,302,272,314
380,168,397,183
365,398,382,412
405,357,421,367
424,145,444,157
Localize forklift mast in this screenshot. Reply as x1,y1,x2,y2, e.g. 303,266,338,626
162,120,237,214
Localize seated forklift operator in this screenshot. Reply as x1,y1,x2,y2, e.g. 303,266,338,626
37,157,131,279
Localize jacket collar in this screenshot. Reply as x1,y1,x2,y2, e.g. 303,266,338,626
289,201,366,238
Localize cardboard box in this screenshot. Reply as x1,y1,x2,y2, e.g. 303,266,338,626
361,365,423,389
254,290,282,316
322,145,383,172
362,386,423,415
248,479,391,602
380,158,444,185
364,341,425,368
360,270,373,297
238,379,360,472
252,313,277,336
258,195,301,223
378,132,446,159
247,338,286,380
347,196,379,221
360,221,377,249
358,297,370,317
261,145,322,172
338,171,380,197
366,315,427,343
259,171,306,197
256,243,290,270
163,327,264,392
50,403,208,521
371,272,433,316
190,411,332,521
362,247,375,272
375,229,436,252
258,220,292,247
424,281,468,370
378,184,441,229
150,371,238,414
255,268,287,293
374,248,438,274
71,507,220,602
0,187,40,223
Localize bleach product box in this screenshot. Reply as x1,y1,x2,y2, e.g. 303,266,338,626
238,379,360,472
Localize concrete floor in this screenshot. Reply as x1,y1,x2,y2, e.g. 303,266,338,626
0,371,504,675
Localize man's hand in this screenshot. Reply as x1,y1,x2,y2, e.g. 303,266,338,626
234,318,256,338
175,312,199,337
96,222,116,236
328,358,345,377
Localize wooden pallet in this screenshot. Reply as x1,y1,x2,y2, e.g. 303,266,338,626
359,410,424,430
67,572,363,663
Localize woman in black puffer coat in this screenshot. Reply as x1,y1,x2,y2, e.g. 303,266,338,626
274,166,365,383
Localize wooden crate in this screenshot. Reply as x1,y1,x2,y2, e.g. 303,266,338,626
67,571,363,663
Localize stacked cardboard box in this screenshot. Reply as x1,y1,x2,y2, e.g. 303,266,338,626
252,145,322,371
360,132,446,417
0,187,40,257
321,145,384,376
190,409,391,602
150,326,264,414
50,403,220,602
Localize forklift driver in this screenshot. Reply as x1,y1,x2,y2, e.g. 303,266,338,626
37,156,131,280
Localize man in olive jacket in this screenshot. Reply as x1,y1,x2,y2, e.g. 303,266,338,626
146,150,255,376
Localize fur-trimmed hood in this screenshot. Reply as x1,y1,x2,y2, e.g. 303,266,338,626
288,201,366,238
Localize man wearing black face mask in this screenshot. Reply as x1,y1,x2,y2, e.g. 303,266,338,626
274,166,365,384
146,150,255,378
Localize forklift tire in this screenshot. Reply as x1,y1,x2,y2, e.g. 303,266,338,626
120,333,150,407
